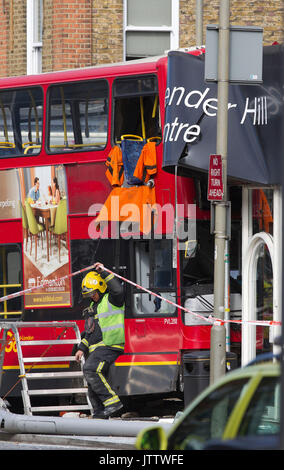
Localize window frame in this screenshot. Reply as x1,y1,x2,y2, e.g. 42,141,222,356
0,85,44,159
123,0,179,60
0,243,23,320
46,78,109,156
128,237,177,318
111,73,161,146
26,0,43,75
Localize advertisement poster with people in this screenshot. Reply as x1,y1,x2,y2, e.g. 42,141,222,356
0,165,71,308
20,165,71,308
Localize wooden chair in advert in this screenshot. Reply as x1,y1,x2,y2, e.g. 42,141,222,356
49,199,67,263
25,201,44,262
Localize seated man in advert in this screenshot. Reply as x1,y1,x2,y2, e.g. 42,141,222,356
28,177,41,202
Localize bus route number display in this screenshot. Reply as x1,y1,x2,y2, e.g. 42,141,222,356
207,154,224,201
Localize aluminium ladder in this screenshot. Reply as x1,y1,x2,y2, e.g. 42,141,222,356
0,321,93,416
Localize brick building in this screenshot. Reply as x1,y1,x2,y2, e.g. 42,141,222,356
0,0,283,77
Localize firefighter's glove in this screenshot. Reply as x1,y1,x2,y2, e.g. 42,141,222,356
82,305,96,318
85,316,96,334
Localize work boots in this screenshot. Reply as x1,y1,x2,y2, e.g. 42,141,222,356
92,401,123,419
92,407,108,419
104,401,123,418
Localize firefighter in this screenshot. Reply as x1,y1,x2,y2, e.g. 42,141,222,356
75,262,125,419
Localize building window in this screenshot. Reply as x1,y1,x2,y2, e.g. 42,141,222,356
123,0,179,60
26,0,43,75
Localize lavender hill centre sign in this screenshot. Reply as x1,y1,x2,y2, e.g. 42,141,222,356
162,45,284,186
163,86,268,144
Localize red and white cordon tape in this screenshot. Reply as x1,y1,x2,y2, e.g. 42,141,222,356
0,263,281,328
100,266,281,328
0,264,97,304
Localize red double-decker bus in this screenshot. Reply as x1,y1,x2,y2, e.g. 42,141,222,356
0,48,247,414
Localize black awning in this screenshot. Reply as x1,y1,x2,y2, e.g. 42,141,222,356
162,45,284,185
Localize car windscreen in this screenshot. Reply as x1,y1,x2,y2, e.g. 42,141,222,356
168,378,250,449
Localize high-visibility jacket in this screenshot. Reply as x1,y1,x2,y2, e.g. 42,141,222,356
80,294,125,353
133,141,157,184
96,293,125,347
105,142,157,187
105,146,124,187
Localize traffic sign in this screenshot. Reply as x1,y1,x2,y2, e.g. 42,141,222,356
207,154,223,200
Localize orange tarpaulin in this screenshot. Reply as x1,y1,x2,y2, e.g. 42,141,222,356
95,185,156,234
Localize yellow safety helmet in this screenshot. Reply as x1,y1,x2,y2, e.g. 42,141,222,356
81,271,107,297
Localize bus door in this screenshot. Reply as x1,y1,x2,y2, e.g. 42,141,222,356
112,236,180,396
0,244,23,320
128,237,177,349
0,243,23,396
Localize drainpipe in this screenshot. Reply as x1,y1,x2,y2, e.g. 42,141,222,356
196,0,203,46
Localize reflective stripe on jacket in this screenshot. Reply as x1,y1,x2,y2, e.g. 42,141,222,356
88,340,124,353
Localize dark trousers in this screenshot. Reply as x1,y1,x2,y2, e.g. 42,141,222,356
83,346,122,411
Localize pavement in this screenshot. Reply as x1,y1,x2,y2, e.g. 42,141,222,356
0,431,136,450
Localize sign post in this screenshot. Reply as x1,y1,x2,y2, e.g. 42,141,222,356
205,1,263,384
208,0,230,384
208,154,224,201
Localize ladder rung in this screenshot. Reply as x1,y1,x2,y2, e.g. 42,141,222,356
31,405,91,413
28,388,88,396
20,339,80,346
25,371,84,379
23,356,76,363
